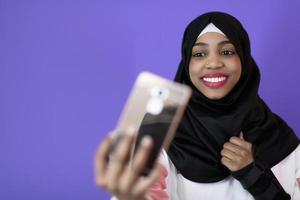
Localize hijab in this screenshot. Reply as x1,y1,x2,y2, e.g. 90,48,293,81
167,11,299,183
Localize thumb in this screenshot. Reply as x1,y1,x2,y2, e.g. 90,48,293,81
239,132,244,140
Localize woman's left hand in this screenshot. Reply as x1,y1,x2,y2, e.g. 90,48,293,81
220,132,254,172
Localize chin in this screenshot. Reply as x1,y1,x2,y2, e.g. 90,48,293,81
204,92,226,100
207,96,223,100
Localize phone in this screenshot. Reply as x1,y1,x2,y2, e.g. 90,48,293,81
110,71,192,175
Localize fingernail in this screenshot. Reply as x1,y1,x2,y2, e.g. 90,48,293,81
126,126,136,136
127,125,136,132
141,136,152,146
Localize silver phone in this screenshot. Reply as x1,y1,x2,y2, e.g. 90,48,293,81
110,71,192,175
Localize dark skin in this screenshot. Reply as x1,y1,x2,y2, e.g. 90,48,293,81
94,132,254,200
94,131,163,200
221,132,254,171
95,32,254,199
189,33,254,171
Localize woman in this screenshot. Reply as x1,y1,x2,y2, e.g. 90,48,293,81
94,12,300,200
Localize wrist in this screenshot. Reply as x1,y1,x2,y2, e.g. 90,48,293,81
231,159,264,189
231,158,290,200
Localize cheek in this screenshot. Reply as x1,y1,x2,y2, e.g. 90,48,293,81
229,59,242,80
189,66,200,86
188,62,200,86
236,62,242,80
189,60,203,75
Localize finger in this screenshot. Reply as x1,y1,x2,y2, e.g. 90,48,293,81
221,156,237,171
239,131,244,140
229,136,251,150
118,136,153,193
94,132,116,185
223,142,244,156
105,132,135,192
220,148,238,161
131,162,164,198
131,136,153,173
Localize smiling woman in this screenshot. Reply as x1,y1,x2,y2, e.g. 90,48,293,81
189,28,242,100
94,11,300,200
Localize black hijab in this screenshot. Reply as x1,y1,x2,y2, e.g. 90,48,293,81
167,12,299,183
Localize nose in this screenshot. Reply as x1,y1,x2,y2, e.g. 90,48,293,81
205,54,224,69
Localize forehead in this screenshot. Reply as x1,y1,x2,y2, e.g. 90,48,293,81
194,32,230,45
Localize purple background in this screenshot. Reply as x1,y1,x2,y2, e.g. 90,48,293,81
1,0,300,199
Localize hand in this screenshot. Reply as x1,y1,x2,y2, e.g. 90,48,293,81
94,131,163,200
220,132,254,172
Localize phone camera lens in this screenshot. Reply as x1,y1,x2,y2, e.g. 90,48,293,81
150,87,169,100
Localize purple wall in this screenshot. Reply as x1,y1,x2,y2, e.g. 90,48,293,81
1,1,300,199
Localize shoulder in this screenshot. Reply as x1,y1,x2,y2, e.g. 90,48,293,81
272,144,300,169
271,144,300,196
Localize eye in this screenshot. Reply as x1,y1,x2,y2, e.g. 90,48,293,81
221,49,236,56
192,52,206,57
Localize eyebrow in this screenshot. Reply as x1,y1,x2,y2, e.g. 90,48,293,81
193,40,233,46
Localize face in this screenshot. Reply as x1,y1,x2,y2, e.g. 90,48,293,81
189,32,242,100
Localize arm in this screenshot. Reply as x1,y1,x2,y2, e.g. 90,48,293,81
221,132,290,200
291,145,300,199
231,158,290,200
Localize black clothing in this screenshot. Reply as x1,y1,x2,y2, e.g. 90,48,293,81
167,12,299,185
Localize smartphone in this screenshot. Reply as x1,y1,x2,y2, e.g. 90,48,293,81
110,71,192,175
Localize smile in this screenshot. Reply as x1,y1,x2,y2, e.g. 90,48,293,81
201,74,228,89
203,77,227,83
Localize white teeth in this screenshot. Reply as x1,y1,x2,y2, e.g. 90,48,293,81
203,77,227,83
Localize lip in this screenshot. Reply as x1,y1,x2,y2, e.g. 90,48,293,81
200,73,228,89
